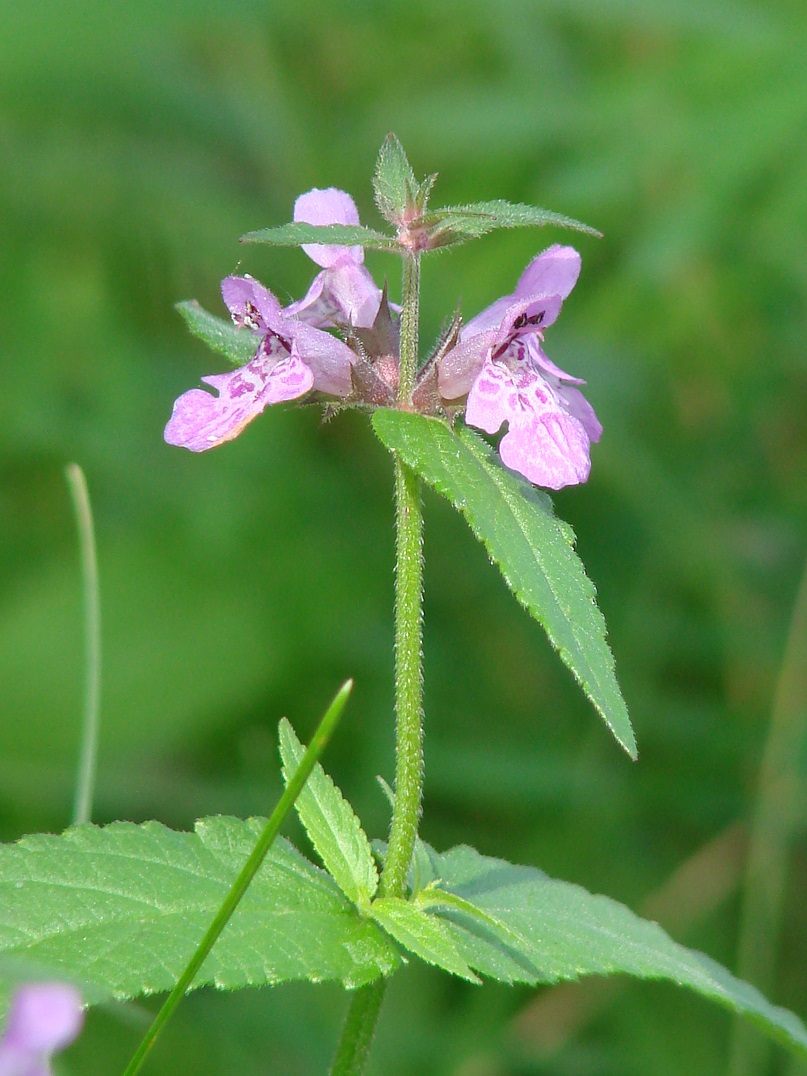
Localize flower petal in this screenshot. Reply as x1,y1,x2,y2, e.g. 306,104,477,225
494,294,562,348
514,245,581,324
499,410,591,489
557,384,603,443
0,983,84,1076
460,246,579,340
294,187,363,268
292,323,356,396
221,275,281,330
460,294,514,339
164,347,313,452
465,356,592,489
525,339,585,384
286,262,382,329
465,355,522,435
438,329,497,400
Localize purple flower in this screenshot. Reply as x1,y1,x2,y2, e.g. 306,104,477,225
438,245,602,490
285,188,383,330
0,984,83,1076
165,274,357,452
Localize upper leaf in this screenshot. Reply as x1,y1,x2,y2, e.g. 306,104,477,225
372,410,636,758
423,843,807,1060
176,300,257,368
422,200,601,247
240,222,396,249
279,718,378,905
0,819,398,1013
373,133,421,224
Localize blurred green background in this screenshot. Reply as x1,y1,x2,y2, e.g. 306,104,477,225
2,0,806,1072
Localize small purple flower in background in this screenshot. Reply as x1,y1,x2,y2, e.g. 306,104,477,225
285,188,384,330
0,984,83,1076
165,270,358,453
438,244,602,490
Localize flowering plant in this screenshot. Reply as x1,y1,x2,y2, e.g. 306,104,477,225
1,135,806,1074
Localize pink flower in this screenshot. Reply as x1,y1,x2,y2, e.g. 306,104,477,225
438,245,601,490
0,983,83,1076
285,188,383,330
164,274,357,452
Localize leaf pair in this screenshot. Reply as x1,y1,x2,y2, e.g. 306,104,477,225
1,727,807,1054
241,133,597,250
1,735,806,1061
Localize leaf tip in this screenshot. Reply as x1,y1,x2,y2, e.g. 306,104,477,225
620,730,638,761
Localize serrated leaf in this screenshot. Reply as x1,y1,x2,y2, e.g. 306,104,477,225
372,410,636,758
369,897,480,984
373,133,420,223
425,844,807,1060
0,819,398,1012
424,200,601,246
176,300,256,368
279,718,378,905
240,222,395,249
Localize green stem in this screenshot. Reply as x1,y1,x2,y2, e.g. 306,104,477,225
381,458,424,898
122,680,353,1076
329,251,425,1073
330,981,388,1076
397,252,420,404
65,463,102,827
383,247,424,899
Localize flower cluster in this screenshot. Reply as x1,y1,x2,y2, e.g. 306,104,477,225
0,984,83,1076
165,188,600,489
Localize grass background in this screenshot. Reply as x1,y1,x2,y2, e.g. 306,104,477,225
1,0,805,1072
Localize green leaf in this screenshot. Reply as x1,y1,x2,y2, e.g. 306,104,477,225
423,200,602,246
240,222,396,249
0,954,104,1013
176,300,256,368
369,896,480,984
372,410,636,758
373,133,421,224
279,718,378,905
0,819,398,1010
412,886,544,985
425,844,807,1060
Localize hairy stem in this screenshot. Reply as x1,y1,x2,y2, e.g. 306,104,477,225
330,250,425,1073
381,457,424,897
383,247,425,897
397,252,420,404
330,982,388,1076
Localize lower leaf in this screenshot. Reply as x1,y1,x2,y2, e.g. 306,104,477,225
0,818,399,1012
424,844,807,1059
